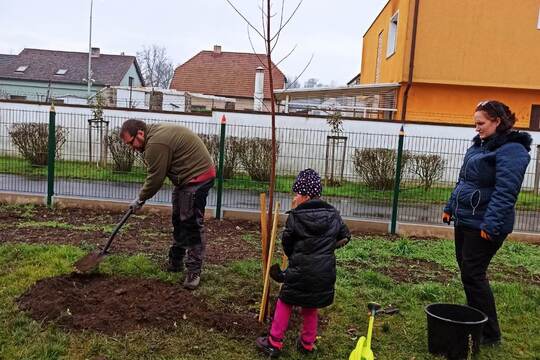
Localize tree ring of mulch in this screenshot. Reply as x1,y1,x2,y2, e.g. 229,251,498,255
17,274,264,337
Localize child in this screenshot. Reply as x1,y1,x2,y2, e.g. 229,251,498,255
256,168,351,357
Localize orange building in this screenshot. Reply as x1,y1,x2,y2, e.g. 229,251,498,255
360,0,540,129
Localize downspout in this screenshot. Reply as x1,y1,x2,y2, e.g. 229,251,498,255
400,0,420,123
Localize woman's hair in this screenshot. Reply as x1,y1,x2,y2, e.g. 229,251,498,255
475,100,516,134
120,119,147,137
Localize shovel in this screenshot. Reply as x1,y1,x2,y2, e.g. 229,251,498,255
73,207,133,273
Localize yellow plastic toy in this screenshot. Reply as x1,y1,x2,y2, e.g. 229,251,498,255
349,302,399,360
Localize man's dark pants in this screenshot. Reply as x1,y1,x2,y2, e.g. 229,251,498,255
169,178,214,275
455,226,503,342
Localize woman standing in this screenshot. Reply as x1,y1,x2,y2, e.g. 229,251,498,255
443,100,532,346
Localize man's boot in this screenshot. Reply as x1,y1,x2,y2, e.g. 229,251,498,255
166,257,184,273
183,272,200,290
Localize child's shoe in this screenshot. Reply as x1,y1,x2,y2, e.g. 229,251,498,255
256,336,282,358
296,337,316,354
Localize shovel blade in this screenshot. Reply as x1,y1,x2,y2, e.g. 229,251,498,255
73,251,106,273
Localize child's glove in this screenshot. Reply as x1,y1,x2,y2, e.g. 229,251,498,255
269,263,285,283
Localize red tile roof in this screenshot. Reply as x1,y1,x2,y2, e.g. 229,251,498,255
169,49,285,100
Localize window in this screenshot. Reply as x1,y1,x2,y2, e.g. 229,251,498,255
537,8,540,29
386,11,399,57
55,69,67,75
15,66,28,73
9,95,27,101
531,105,540,130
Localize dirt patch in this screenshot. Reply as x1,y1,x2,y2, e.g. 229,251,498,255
489,264,540,286
17,274,265,337
377,257,455,284
339,257,455,284
0,205,259,265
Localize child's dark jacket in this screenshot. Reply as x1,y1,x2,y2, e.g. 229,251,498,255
279,199,350,308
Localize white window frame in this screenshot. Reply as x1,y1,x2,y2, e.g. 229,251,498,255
15,65,28,73
386,11,399,58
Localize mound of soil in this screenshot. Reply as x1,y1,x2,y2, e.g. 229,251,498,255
17,274,264,337
378,257,455,284
0,205,259,265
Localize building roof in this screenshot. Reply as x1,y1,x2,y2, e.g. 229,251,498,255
0,54,16,67
169,47,285,100
0,48,144,86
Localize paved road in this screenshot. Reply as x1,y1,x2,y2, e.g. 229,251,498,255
1,174,538,232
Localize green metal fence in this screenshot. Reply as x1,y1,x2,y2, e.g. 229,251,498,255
0,106,538,233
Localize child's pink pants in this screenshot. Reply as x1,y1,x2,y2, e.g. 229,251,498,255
268,298,318,350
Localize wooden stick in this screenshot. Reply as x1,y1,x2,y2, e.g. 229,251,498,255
259,201,280,323
259,193,268,280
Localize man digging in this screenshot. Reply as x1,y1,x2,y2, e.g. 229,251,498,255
120,119,215,290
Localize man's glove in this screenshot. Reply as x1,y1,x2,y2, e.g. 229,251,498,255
129,198,145,213
480,230,491,241
269,263,285,283
442,212,452,225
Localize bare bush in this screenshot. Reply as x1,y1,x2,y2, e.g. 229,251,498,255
352,148,410,190
9,123,67,166
107,128,135,172
199,134,241,179
410,154,445,190
238,137,278,181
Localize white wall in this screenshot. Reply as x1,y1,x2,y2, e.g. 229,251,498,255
0,101,538,189
214,111,540,189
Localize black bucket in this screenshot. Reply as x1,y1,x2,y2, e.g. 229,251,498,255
425,303,488,360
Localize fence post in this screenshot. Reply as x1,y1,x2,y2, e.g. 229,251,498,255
534,145,540,195
46,103,56,208
215,114,227,219
390,125,405,234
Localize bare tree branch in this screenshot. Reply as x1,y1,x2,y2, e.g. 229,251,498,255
225,0,266,40
282,53,314,91
247,25,270,70
136,45,174,89
274,44,297,67
270,0,286,53
270,0,303,42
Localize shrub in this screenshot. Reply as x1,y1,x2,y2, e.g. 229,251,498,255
238,137,278,181
410,154,445,190
9,122,67,166
352,148,410,190
107,128,135,172
198,134,241,179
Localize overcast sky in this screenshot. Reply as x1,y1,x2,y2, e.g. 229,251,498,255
0,0,388,86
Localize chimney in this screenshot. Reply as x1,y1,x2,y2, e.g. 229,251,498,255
213,45,221,55
253,66,264,111
91,47,100,58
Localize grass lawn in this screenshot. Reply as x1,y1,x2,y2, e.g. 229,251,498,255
1,155,539,210
1,235,538,359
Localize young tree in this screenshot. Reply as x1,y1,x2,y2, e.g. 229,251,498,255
136,45,174,89
226,0,305,243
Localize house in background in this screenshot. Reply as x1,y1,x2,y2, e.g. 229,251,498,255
359,0,540,129
169,45,285,111
0,48,144,104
